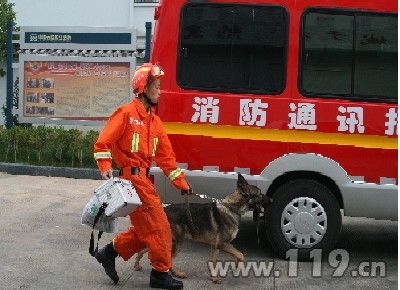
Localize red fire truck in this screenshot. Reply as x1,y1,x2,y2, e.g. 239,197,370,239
149,0,398,258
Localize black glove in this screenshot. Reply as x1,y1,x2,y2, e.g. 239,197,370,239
181,183,193,195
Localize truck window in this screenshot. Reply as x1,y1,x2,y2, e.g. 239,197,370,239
178,3,288,94
300,9,397,103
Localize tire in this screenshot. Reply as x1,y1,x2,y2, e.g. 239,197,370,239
265,179,342,260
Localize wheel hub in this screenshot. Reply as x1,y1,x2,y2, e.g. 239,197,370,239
281,197,327,248
294,212,314,234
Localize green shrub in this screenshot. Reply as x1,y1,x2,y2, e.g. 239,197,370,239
0,125,100,168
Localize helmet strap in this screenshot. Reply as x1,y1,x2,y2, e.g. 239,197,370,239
142,92,157,107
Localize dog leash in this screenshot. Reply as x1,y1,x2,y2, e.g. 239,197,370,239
181,185,197,233
184,195,199,233
190,192,223,203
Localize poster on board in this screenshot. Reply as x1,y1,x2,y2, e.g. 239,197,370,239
18,55,135,125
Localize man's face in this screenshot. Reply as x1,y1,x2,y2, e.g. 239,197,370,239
144,78,161,105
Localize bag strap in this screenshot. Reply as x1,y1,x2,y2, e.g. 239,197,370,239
89,202,107,256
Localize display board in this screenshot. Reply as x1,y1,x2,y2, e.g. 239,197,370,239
18,55,135,125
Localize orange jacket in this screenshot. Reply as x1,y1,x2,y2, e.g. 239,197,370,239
94,98,189,191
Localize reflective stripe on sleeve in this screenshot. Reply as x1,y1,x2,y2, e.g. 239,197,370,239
94,152,112,160
168,168,183,181
152,137,159,156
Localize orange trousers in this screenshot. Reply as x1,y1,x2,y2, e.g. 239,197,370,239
113,173,172,272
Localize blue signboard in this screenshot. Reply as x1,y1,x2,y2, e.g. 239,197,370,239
25,32,132,44
20,26,136,50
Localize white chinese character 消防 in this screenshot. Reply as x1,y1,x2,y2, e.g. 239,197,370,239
239,99,268,126
191,96,220,123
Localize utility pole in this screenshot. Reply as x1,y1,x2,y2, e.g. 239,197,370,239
145,22,152,62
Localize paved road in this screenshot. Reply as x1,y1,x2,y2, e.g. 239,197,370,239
0,173,397,290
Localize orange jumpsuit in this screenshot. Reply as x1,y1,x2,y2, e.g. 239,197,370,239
94,98,189,272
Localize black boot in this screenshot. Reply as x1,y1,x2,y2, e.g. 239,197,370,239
150,268,184,290
94,242,119,284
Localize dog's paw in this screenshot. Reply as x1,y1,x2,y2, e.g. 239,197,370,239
134,265,143,271
211,276,222,284
171,269,187,279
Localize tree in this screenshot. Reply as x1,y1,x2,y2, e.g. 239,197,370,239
0,0,16,77
1,76,20,127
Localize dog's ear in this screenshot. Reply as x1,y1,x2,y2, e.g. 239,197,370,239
237,173,248,195
237,173,248,184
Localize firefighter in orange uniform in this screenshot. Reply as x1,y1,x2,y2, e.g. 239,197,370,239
93,63,191,290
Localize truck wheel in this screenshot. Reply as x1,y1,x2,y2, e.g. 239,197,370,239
265,179,342,260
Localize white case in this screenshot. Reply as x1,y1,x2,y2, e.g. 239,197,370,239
81,194,118,233
95,177,142,217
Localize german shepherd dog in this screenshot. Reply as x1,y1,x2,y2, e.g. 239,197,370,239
134,173,268,283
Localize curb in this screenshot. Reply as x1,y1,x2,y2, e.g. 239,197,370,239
0,162,120,180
